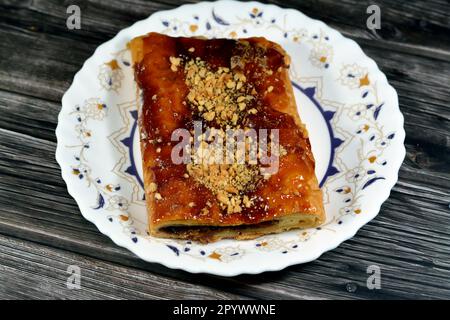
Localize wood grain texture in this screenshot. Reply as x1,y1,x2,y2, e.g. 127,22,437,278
0,234,244,299
0,0,449,300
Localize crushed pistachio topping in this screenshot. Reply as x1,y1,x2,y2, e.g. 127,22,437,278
154,192,162,200
165,54,289,214
183,58,255,125
186,130,262,214
148,182,158,193
185,131,288,213
188,162,259,214
169,56,181,72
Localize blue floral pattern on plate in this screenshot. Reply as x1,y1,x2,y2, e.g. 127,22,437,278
56,0,405,275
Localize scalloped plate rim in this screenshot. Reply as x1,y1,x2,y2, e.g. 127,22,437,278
55,0,405,276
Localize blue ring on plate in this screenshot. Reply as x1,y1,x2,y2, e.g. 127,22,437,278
291,83,342,187
121,110,144,189
121,82,341,189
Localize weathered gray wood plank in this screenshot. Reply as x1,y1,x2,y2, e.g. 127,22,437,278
274,0,450,55
1,28,449,145
0,234,245,300
2,0,449,55
0,90,58,142
0,0,449,102
0,126,449,299
0,0,449,300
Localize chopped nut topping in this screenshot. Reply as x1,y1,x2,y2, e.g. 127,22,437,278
263,173,271,180
183,58,255,125
231,113,239,125
166,53,289,214
188,162,258,213
154,192,162,200
169,56,181,72
148,182,157,193
226,80,235,89
185,132,263,214
203,111,215,121
243,195,252,208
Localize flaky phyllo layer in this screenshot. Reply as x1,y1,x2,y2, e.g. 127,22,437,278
129,32,325,242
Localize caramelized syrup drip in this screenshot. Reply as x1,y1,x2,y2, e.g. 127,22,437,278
135,33,317,225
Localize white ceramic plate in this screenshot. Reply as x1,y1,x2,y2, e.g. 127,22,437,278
56,0,405,276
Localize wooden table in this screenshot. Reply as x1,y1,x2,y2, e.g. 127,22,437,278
0,0,449,300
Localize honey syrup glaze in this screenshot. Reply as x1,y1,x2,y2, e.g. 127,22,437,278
134,33,320,226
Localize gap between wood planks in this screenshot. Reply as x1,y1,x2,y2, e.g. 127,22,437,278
0,126,449,300
0,0,449,299
0,233,247,299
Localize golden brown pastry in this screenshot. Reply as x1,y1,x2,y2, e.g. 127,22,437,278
128,32,325,243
